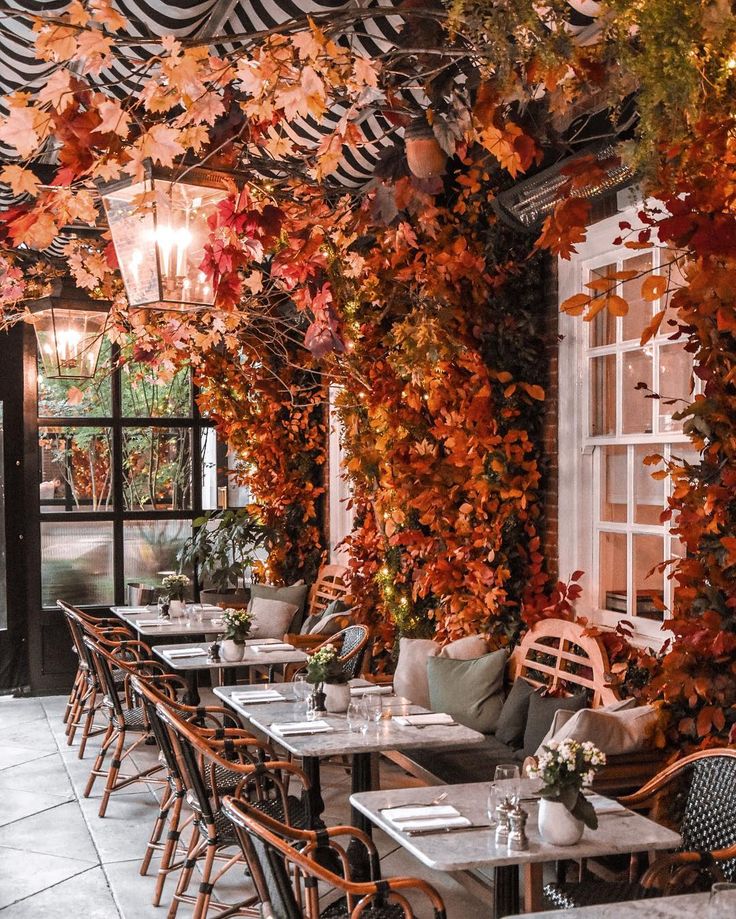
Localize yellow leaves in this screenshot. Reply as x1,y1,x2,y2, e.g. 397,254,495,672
641,274,667,301
0,165,40,197
94,100,132,137
36,68,74,112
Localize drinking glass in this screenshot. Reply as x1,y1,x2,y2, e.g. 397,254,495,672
362,693,383,727
494,764,521,806
708,882,736,918
347,700,368,734
305,693,319,721
487,783,498,827
157,595,170,619
293,674,311,703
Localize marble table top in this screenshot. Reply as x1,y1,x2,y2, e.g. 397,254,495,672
214,683,486,758
511,892,709,918
152,641,308,671
110,604,223,637
350,780,681,873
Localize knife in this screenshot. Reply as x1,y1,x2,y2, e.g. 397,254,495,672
405,824,489,837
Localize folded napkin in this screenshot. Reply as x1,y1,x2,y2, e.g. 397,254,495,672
231,691,285,703
250,643,295,653
588,794,629,815
136,618,180,626
271,720,332,736
165,647,207,658
244,638,280,645
394,713,455,727
382,804,470,832
127,606,154,613
350,684,393,696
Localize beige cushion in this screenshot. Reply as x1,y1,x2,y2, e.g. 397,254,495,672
248,597,299,639
393,634,490,709
536,701,656,757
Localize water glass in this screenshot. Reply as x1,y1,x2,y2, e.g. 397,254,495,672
494,764,521,806
708,882,736,918
347,700,368,734
305,694,319,721
487,783,498,827
293,674,311,703
362,693,383,726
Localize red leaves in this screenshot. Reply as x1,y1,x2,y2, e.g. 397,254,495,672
536,197,592,259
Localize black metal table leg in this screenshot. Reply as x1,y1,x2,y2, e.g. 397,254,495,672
494,864,520,917
347,751,374,881
302,755,325,827
185,670,200,705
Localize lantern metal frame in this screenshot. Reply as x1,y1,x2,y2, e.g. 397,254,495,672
98,162,242,312
26,278,111,380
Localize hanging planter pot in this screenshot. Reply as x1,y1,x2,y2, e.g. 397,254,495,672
404,117,447,179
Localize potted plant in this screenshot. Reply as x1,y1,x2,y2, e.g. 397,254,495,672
161,573,190,616
306,644,349,712
177,507,274,606
219,607,254,662
527,739,606,846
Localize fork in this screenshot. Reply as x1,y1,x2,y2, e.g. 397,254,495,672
380,792,448,812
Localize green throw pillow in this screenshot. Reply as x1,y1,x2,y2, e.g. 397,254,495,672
522,689,589,757
494,677,536,747
427,649,507,734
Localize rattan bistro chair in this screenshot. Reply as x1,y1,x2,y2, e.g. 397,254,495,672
543,748,736,909
157,703,313,919
288,625,370,683
221,794,447,919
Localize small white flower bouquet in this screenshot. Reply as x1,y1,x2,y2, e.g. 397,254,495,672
527,739,606,829
221,607,253,643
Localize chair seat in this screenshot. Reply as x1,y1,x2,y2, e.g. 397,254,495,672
542,880,660,910
321,897,406,918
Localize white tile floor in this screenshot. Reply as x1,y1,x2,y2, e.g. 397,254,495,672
0,693,492,917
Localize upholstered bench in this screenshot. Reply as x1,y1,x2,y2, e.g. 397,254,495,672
385,619,663,795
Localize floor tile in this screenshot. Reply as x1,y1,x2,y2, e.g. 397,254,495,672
0,866,119,919
0,700,47,730
104,857,193,919
0,753,73,798
0,789,74,828
3,720,59,754
0,800,100,863
0,847,97,909
77,791,160,864
0,742,52,771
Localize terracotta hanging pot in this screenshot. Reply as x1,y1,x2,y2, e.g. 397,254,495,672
404,117,447,179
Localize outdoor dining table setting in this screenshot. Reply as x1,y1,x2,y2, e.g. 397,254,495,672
109,602,225,637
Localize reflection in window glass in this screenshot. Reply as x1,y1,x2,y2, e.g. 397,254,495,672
600,446,627,523
39,427,112,512
122,427,192,510
633,534,665,619
41,520,114,607
622,349,653,434
590,263,617,348
621,253,654,342
659,345,693,432
590,354,616,435
634,444,665,525
599,531,628,614
123,519,192,589
37,345,113,418
121,363,191,418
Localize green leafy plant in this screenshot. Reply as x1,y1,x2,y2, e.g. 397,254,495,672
528,739,607,829
306,644,346,685
177,508,274,594
221,607,253,644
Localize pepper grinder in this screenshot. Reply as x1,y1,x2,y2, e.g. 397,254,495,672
507,804,529,851
495,797,512,845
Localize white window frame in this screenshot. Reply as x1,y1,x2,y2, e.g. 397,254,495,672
558,204,691,647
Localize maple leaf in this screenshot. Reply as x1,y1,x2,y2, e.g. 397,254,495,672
178,93,225,127
179,125,210,152
536,197,592,259
291,29,323,61
136,124,185,168
74,29,114,75
0,106,40,158
89,0,127,31
66,189,98,225
353,57,379,88
66,1,90,26
34,24,78,62
276,67,325,120
8,211,58,249
0,165,40,197
36,68,74,112
66,386,85,406
94,100,132,137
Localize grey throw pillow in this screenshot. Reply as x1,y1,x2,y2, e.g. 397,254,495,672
522,689,589,757
427,649,508,734
300,598,350,635
494,677,536,747
251,582,309,631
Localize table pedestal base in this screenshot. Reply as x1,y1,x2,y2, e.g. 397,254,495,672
494,865,520,917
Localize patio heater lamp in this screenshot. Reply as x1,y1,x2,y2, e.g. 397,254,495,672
26,278,111,380
99,163,235,312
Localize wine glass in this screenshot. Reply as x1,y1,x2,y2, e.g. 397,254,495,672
347,700,368,734
292,674,311,714
708,882,736,918
487,783,499,827
494,763,521,806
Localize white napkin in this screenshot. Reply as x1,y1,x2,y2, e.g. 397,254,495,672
136,619,180,626
382,804,470,832
165,648,207,658
127,606,153,613
350,684,392,696
231,690,285,703
244,638,280,645
271,720,332,735
588,794,629,815
250,643,295,653
394,713,455,727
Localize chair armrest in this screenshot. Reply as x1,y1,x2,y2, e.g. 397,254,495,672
284,633,323,650
358,673,393,686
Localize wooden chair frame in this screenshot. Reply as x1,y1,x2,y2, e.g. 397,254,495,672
285,563,351,650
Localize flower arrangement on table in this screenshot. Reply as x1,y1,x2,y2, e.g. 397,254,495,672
528,739,606,832
221,607,253,645
306,645,347,686
161,573,189,602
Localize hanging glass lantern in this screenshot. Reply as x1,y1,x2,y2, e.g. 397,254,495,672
27,279,110,379
99,164,234,312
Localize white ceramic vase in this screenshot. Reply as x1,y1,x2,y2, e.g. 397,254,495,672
220,639,245,662
538,798,585,846
324,682,351,713
169,599,186,617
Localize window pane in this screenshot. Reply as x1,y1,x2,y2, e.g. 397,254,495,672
633,534,665,619
228,451,252,508
123,519,192,590
600,445,627,522
122,427,192,510
201,428,219,511
590,354,616,435
120,363,191,418
39,427,112,512
634,444,665,525
622,349,653,434
41,520,114,607
621,253,654,342
659,344,693,433
661,248,687,333
590,263,617,347
599,531,627,613
37,346,112,418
